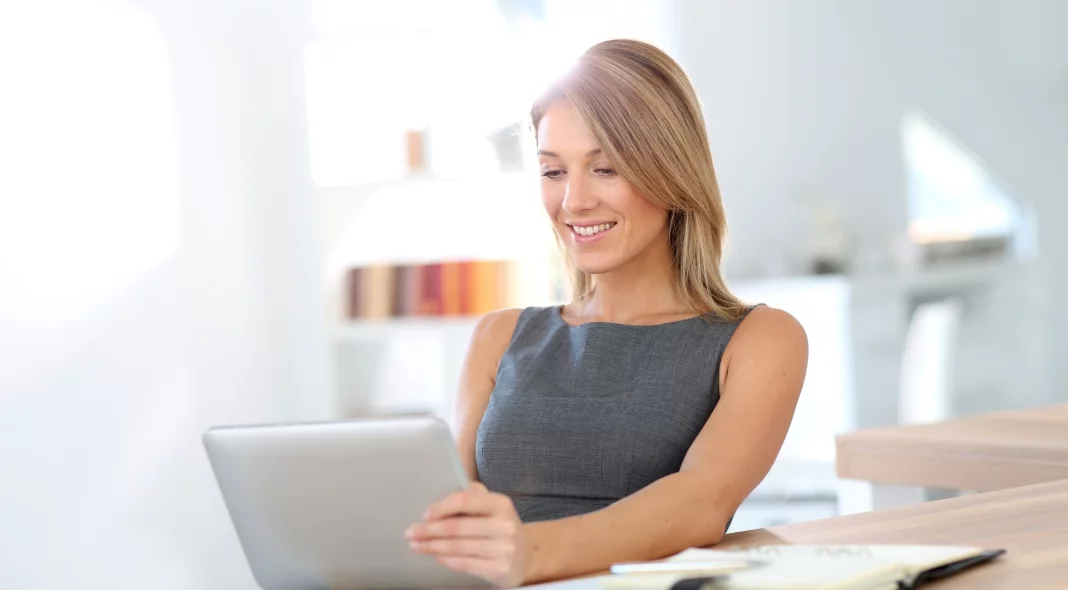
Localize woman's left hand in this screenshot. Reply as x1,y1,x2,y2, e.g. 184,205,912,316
406,482,529,588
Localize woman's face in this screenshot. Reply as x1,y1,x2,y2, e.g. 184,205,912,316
536,101,670,276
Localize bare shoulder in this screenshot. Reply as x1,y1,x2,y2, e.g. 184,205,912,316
467,308,524,365
460,307,525,389
721,305,808,388
732,305,807,347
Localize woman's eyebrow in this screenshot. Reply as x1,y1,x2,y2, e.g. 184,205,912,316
537,148,603,158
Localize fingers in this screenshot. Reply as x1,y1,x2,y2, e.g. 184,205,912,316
435,555,513,584
424,486,513,520
410,487,524,589
410,537,515,560
468,481,488,492
407,516,516,541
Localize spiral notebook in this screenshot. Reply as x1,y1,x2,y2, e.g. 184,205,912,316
601,545,1006,590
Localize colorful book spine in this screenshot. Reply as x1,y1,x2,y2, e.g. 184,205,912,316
344,260,522,320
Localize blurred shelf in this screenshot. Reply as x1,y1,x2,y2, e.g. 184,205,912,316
850,257,1024,296
319,170,556,270
900,258,1021,292
334,316,482,341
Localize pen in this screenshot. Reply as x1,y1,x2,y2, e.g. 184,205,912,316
668,577,726,590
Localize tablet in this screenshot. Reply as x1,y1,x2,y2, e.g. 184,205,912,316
203,414,494,590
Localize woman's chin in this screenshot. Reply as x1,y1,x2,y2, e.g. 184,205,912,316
571,257,621,276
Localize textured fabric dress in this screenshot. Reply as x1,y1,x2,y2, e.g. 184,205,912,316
476,305,756,523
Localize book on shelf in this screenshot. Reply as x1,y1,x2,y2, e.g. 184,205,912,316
345,260,521,320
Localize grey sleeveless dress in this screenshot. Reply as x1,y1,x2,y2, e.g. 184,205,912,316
475,305,756,523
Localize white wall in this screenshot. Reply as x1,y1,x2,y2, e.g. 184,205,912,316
671,0,1068,417
672,1,909,279
0,1,331,588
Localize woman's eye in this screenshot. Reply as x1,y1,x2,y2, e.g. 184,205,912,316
541,170,565,180
594,167,617,177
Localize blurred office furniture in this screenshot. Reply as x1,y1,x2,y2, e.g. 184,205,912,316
833,259,1034,515
870,296,967,507
836,403,1068,510
898,298,964,426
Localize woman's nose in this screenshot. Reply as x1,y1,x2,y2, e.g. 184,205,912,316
561,175,597,213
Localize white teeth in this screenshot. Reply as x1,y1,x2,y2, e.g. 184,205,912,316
572,222,615,236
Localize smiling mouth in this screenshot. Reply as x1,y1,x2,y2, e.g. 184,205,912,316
568,222,617,237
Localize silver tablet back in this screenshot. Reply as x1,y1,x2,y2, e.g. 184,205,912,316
203,415,493,590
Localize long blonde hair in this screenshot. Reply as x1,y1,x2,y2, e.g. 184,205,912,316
531,39,747,321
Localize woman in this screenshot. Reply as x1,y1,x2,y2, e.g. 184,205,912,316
405,39,808,587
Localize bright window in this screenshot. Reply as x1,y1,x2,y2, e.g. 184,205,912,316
0,4,180,327
901,110,1026,249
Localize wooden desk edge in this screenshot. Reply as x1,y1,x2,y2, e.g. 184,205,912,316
835,434,1068,490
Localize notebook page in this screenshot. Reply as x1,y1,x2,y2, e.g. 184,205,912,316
600,558,904,590
705,558,904,590
672,545,984,575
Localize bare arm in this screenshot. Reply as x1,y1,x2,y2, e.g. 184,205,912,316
452,309,522,480
523,306,808,582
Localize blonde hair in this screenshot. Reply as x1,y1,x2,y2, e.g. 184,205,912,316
531,39,748,321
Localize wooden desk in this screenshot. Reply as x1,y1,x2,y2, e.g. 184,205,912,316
719,479,1068,589
836,403,1068,492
